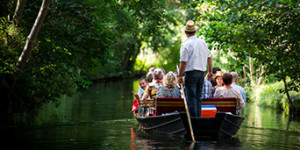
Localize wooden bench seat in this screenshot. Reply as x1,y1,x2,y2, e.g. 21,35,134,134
155,97,238,115
138,99,155,108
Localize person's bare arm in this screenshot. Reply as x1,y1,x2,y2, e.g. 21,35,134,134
132,91,140,100
178,61,187,83
141,92,149,101
206,57,213,79
141,86,152,101
178,61,187,76
207,57,212,72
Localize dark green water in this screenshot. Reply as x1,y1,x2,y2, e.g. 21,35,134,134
1,79,300,150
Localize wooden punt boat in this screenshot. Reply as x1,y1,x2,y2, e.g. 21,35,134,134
135,97,244,139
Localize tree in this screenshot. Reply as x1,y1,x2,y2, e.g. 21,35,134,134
190,0,299,115
85,0,183,77
17,0,51,70
0,0,185,125
8,0,51,97
13,0,26,23
0,0,104,123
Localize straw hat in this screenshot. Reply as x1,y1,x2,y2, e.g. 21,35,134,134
214,71,223,80
184,20,198,32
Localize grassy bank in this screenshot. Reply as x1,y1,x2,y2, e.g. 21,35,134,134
251,81,300,115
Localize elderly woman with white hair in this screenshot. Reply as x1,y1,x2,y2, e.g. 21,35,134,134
157,71,181,98
141,68,165,101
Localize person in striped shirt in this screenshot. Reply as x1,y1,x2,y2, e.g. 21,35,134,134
201,78,213,99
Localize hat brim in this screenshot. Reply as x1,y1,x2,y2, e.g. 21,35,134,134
215,75,222,80
184,26,198,32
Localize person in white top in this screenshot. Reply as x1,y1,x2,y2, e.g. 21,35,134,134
230,72,246,105
214,73,245,110
177,20,213,117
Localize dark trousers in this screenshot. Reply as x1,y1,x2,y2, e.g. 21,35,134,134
184,70,204,117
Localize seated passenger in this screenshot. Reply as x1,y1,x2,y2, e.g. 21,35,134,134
214,73,245,109
210,67,221,86
212,71,223,95
153,68,164,87
139,68,165,117
146,71,154,83
230,72,246,104
132,77,148,115
133,77,148,101
201,78,213,99
141,68,165,101
157,71,181,98
148,66,156,73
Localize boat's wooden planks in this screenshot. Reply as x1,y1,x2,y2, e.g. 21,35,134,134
136,112,245,138
155,97,238,115
137,97,238,115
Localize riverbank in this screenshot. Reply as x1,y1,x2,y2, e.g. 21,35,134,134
86,70,146,83
1,79,300,149
89,74,300,117
251,81,300,116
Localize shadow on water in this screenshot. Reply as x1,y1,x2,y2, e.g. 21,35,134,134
132,126,242,150
1,79,300,149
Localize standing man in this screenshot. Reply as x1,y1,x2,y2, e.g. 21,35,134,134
177,20,213,117
230,72,246,105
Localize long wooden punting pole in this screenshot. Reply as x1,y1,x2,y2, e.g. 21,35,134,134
176,65,195,142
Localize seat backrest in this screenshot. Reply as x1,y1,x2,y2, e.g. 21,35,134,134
202,98,237,115
155,97,237,115
155,97,186,115
138,99,155,108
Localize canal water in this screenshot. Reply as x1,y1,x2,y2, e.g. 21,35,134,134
1,79,300,150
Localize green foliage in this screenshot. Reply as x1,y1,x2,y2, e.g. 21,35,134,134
89,0,185,74
197,0,299,90
156,39,182,72
134,36,183,73
179,0,300,112
0,0,185,118
252,81,300,114
0,18,24,75
0,0,104,115
0,0,16,17
252,82,285,110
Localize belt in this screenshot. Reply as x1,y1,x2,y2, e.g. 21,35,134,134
185,70,204,73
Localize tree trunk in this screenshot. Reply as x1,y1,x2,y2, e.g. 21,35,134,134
17,0,51,69
243,65,247,79
7,0,51,100
281,65,295,118
13,0,26,23
130,40,142,71
257,65,265,85
121,41,141,72
249,57,255,86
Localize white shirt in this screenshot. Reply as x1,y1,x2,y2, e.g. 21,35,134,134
232,82,246,104
214,87,245,109
180,36,211,72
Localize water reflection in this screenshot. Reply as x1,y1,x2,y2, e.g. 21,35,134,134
240,102,300,132
238,103,300,149
1,79,300,150
132,127,243,150
34,80,136,126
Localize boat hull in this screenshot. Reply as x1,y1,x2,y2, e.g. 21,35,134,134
136,112,186,136
136,112,244,138
181,113,244,138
